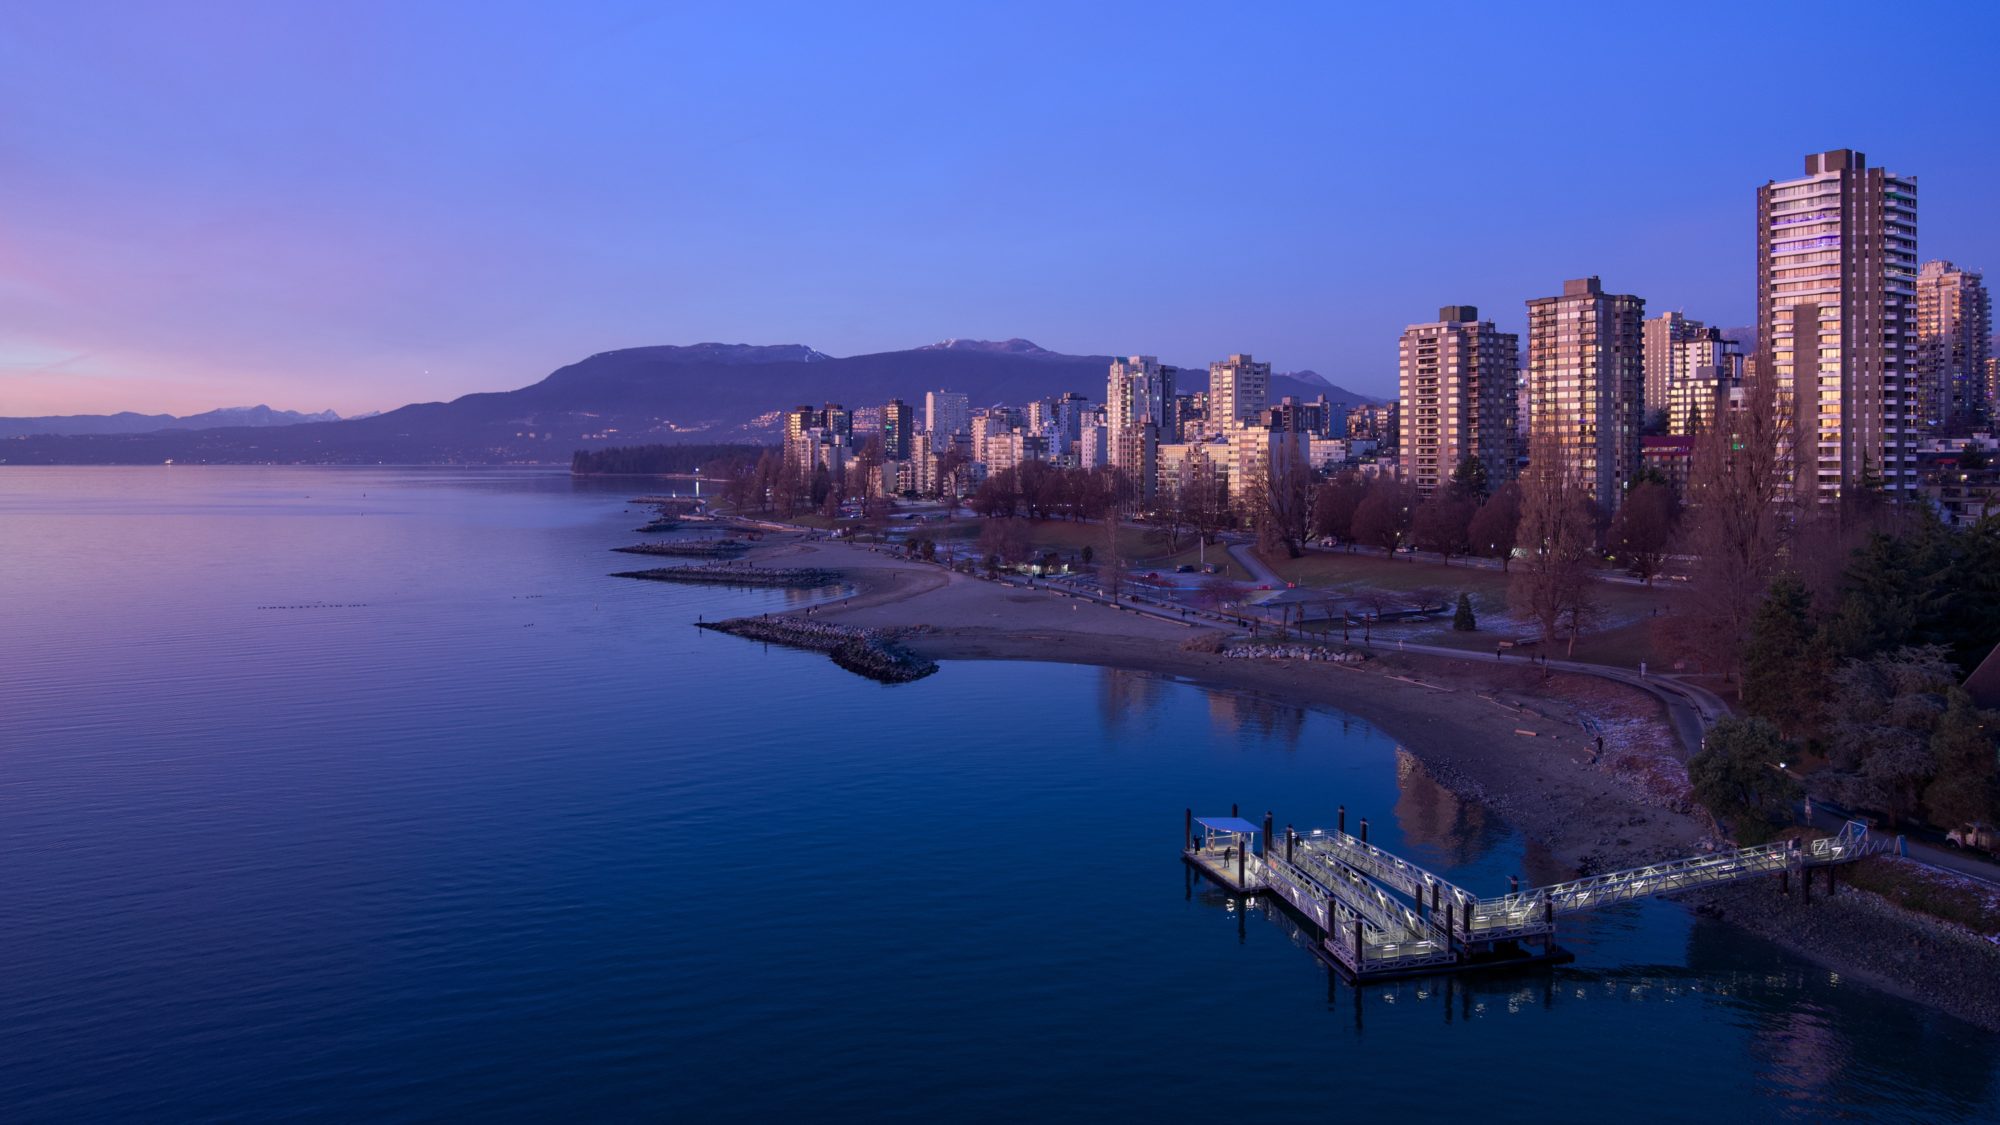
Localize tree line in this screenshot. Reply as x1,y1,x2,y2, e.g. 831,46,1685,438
569,443,770,476
1672,369,2000,842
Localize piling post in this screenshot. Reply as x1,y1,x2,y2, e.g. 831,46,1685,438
1263,811,1274,857
1185,808,1193,852
1432,883,1441,914
1509,875,1519,895
1237,837,1246,888
1360,818,1369,844
1354,920,1364,966
1338,805,1346,834
1444,904,1455,952
1232,802,1239,818
1286,826,1295,864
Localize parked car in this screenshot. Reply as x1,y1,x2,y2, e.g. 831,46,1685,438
1947,823,1996,853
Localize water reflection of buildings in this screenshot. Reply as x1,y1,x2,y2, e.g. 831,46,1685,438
1390,750,1496,868
1097,667,1167,731
1205,690,1305,749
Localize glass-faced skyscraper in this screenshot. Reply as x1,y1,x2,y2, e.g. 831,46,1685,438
1756,149,1918,499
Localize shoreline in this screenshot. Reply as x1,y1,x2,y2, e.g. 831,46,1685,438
690,528,2000,1031
726,534,1709,875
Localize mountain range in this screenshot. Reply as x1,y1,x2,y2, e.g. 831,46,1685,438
0,340,1382,465
0,404,344,440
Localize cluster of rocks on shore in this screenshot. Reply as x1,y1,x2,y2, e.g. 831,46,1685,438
1222,643,1366,663
611,540,748,558
698,616,938,683
612,564,842,588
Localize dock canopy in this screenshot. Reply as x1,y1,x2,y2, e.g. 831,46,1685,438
1196,816,1261,836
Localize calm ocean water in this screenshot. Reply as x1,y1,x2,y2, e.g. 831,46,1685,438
0,466,1993,1121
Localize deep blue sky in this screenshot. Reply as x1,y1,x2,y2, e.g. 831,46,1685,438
3,1,1995,415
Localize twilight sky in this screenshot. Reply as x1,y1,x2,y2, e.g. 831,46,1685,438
4,1,1996,417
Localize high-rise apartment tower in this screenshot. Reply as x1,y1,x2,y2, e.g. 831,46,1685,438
1642,312,1704,422
882,399,914,461
1398,305,1519,496
1756,149,1918,498
1914,260,1991,432
1106,356,1177,434
1525,278,1646,508
1206,354,1271,429
924,389,969,437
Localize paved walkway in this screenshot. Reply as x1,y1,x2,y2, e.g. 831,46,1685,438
1800,802,2000,887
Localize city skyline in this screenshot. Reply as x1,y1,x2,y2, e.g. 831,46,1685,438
5,3,1999,417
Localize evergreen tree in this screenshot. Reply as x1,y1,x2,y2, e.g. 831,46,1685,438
1447,456,1490,502
1739,574,1828,743
1688,717,1801,843
1817,646,1960,822
1453,593,1477,632
1924,690,2000,830
1821,525,1953,661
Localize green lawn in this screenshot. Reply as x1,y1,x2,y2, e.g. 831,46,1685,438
1266,549,1668,618
1260,548,1682,664
1267,550,1514,600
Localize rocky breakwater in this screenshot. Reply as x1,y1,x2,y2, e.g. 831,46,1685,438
699,617,938,683
612,563,842,588
1690,855,2000,1031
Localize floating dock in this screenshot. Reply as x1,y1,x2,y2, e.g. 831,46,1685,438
1184,807,1884,981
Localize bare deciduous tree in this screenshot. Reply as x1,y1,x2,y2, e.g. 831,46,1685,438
1351,479,1414,558
1259,442,1319,558
1412,497,1474,562
1468,481,1522,571
1311,472,1369,547
1669,363,1792,677
1606,479,1679,585
1512,429,1600,656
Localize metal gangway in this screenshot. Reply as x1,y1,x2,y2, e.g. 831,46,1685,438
1467,821,1888,940
1187,809,1888,981
1293,828,1475,940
